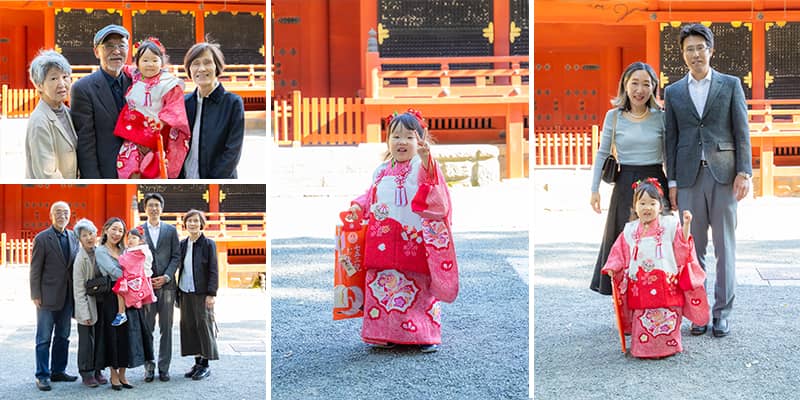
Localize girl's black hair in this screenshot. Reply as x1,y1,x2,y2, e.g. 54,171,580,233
134,40,168,67
388,113,425,140
629,179,672,221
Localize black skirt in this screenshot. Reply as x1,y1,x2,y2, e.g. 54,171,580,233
589,164,669,295
94,289,154,369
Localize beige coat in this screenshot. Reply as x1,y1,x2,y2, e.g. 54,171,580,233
25,100,78,179
73,246,98,325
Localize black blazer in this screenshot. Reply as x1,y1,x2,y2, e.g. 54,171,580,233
182,83,245,179
178,233,218,296
29,226,79,311
70,69,130,178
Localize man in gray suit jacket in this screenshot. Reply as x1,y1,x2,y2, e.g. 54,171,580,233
70,24,131,178
141,193,181,382
664,24,752,338
30,201,79,391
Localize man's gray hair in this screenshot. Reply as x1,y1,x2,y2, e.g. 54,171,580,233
73,218,97,237
49,201,70,214
29,50,72,87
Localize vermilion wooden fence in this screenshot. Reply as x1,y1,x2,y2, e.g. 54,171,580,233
532,126,596,167
272,90,365,145
1,85,38,118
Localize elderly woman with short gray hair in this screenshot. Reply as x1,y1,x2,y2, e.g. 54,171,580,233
72,218,108,387
25,49,78,179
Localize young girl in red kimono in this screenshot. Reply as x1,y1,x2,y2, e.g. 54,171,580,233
349,110,459,353
113,38,190,179
602,178,709,358
111,227,156,326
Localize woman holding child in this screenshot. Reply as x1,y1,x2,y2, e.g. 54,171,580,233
95,217,154,390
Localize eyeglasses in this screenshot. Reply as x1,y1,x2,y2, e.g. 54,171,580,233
102,43,129,52
52,210,70,216
683,45,709,54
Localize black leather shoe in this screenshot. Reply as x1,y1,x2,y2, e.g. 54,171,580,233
712,318,730,337
144,369,155,382
690,323,708,336
159,371,171,382
51,372,78,382
191,366,211,381
184,364,201,378
111,383,122,391
121,382,134,389
36,378,52,391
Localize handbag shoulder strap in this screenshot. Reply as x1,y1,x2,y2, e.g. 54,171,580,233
611,109,619,158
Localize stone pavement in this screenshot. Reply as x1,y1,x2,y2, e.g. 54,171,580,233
0,266,266,399
533,169,800,399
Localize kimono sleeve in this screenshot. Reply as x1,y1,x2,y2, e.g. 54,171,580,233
673,221,705,290
411,159,451,221
158,85,191,134
601,233,629,275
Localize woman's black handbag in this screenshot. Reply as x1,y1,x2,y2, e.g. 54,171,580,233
601,110,620,184
85,275,111,296
601,155,619,183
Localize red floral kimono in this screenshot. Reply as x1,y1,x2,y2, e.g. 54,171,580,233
112,245,156,309
113,66,190,178
602,215,710,358
351,156,459,345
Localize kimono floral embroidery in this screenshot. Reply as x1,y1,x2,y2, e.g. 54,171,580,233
368,270,418,313
369,222,390,237
368,307,380,319
422,220,450,249
427,301,442,326
401,320,417,332
371,203,390,221
402,239,419,257
638,308,678,337
400,225,422,243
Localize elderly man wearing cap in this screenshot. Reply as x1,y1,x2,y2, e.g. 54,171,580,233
70,24,132,179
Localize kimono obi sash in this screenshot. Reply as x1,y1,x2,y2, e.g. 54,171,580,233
622,215,683,309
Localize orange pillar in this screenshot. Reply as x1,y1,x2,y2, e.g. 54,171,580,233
493,0,511,84
506,104,524,178
646,20,660,81
751,20,765,101
44,8,55,48
359,0,378,96
208,184,220,213
122,10,133,64
195,9,205,44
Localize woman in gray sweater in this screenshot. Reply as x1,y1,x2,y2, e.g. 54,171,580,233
589,62,670,295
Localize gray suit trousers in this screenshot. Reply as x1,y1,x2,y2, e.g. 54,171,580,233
678,166,737,319
144,288,175,372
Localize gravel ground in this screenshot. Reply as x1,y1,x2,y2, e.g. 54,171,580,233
533,185,800,399
271,230,529,400
0,266,267,400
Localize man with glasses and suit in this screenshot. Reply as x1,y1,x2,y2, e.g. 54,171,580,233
70,24,131,178
141,193,181,382
664,23,752,338
30,201,79,391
